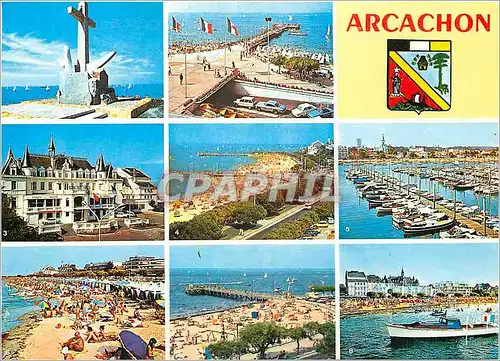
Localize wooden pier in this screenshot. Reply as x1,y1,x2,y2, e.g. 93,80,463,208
355,168,498,238
185,284,273,302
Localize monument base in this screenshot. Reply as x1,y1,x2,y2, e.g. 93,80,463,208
59,71,117,106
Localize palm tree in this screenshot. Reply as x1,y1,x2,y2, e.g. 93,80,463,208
431,53,450,95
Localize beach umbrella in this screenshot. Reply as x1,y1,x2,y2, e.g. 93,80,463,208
38,301,50,309
205,347,214,359
155,299,165,308
119,330,148,360
49,298,61,307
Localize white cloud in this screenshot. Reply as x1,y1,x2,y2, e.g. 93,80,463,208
2,33,159,86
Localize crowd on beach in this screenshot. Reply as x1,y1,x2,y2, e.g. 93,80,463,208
170,296,334,360
4,276,165,360
341,295,499,315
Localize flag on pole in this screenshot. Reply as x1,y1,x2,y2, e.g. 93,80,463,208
172,17,181,33
93,193,100,202
227,18,239,36
200,17,213,34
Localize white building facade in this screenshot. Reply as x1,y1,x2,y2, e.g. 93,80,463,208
1,138,158,234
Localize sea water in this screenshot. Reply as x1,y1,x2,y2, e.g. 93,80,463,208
170,268,334,318
169,143,308,172
169,12,333,56
339,164,499,239
1,84,164,106
341,306,499,359
1,284,37,334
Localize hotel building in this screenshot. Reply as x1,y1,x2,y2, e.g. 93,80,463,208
123,256,165,276
1,137,158,234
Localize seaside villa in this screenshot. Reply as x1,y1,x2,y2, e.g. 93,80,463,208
344,269,482,298
1,137,159,235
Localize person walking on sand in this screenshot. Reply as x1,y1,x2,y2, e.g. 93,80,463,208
179,73,184,85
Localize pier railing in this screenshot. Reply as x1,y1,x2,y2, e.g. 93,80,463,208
185,284,274,302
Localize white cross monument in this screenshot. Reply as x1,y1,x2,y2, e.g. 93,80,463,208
68,2,96,72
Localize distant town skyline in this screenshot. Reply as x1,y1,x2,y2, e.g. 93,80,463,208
340,123,498,148
2,246,164,276
171,245,334,269
341,244,499,286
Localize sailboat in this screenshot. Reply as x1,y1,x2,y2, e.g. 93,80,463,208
263,273,268,279
243,273,246,277
45,85,50,91
127,83,132,90
25,86,31,91
12,86,17,92
325,25,331,39
288,15,293,22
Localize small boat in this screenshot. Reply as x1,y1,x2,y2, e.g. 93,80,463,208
289,30,307,36
263,273,268,279
127,83,132,89
325,25,331,38
403,218,455,235
387,317,499,339
288,15,293,22
45,85,50,91
431,309,447,317
12,86,17,92
25,86,31,91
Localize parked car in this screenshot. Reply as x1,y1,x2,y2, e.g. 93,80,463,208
307,107,334,118
233,96,256,108
254,100,287,114
327,217,334,224
116,211,136,218
291,103,316,117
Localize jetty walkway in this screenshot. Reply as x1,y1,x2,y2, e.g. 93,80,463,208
185,284,274,302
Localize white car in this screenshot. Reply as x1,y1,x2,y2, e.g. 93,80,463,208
116,211,136,218
291,103,316,117
233,96,255,109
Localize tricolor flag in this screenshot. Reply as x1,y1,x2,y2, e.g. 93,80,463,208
227,18,239,36
171,17,181,33
93,193,100,202
200,17,213,34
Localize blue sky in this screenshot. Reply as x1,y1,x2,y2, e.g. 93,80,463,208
340,123,499,148
341,243,499,286
169,124,333,146
2,2,163,86
2,245,164,276
168,2,332,13
171,245,334,269
2,124,164,183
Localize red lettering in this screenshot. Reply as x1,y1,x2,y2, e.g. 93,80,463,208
382,13,398,32
399,14,416,32
366,14,381,32
476,14,490,31
418,13,434,32
436,14,452,32
455,14,473,32
346,14,363,32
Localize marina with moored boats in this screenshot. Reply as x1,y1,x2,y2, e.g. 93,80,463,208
342,163,498,238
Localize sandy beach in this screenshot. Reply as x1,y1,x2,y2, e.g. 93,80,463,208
341,296,499,318
171,296,334,360
3,277,166,360
169,152,299,224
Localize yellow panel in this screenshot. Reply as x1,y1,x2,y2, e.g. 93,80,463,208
430,41,451,52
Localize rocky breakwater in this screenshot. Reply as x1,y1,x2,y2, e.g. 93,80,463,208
2,311,43,360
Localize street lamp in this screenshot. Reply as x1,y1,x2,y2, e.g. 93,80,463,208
82,200,124,242
265,17,272,83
